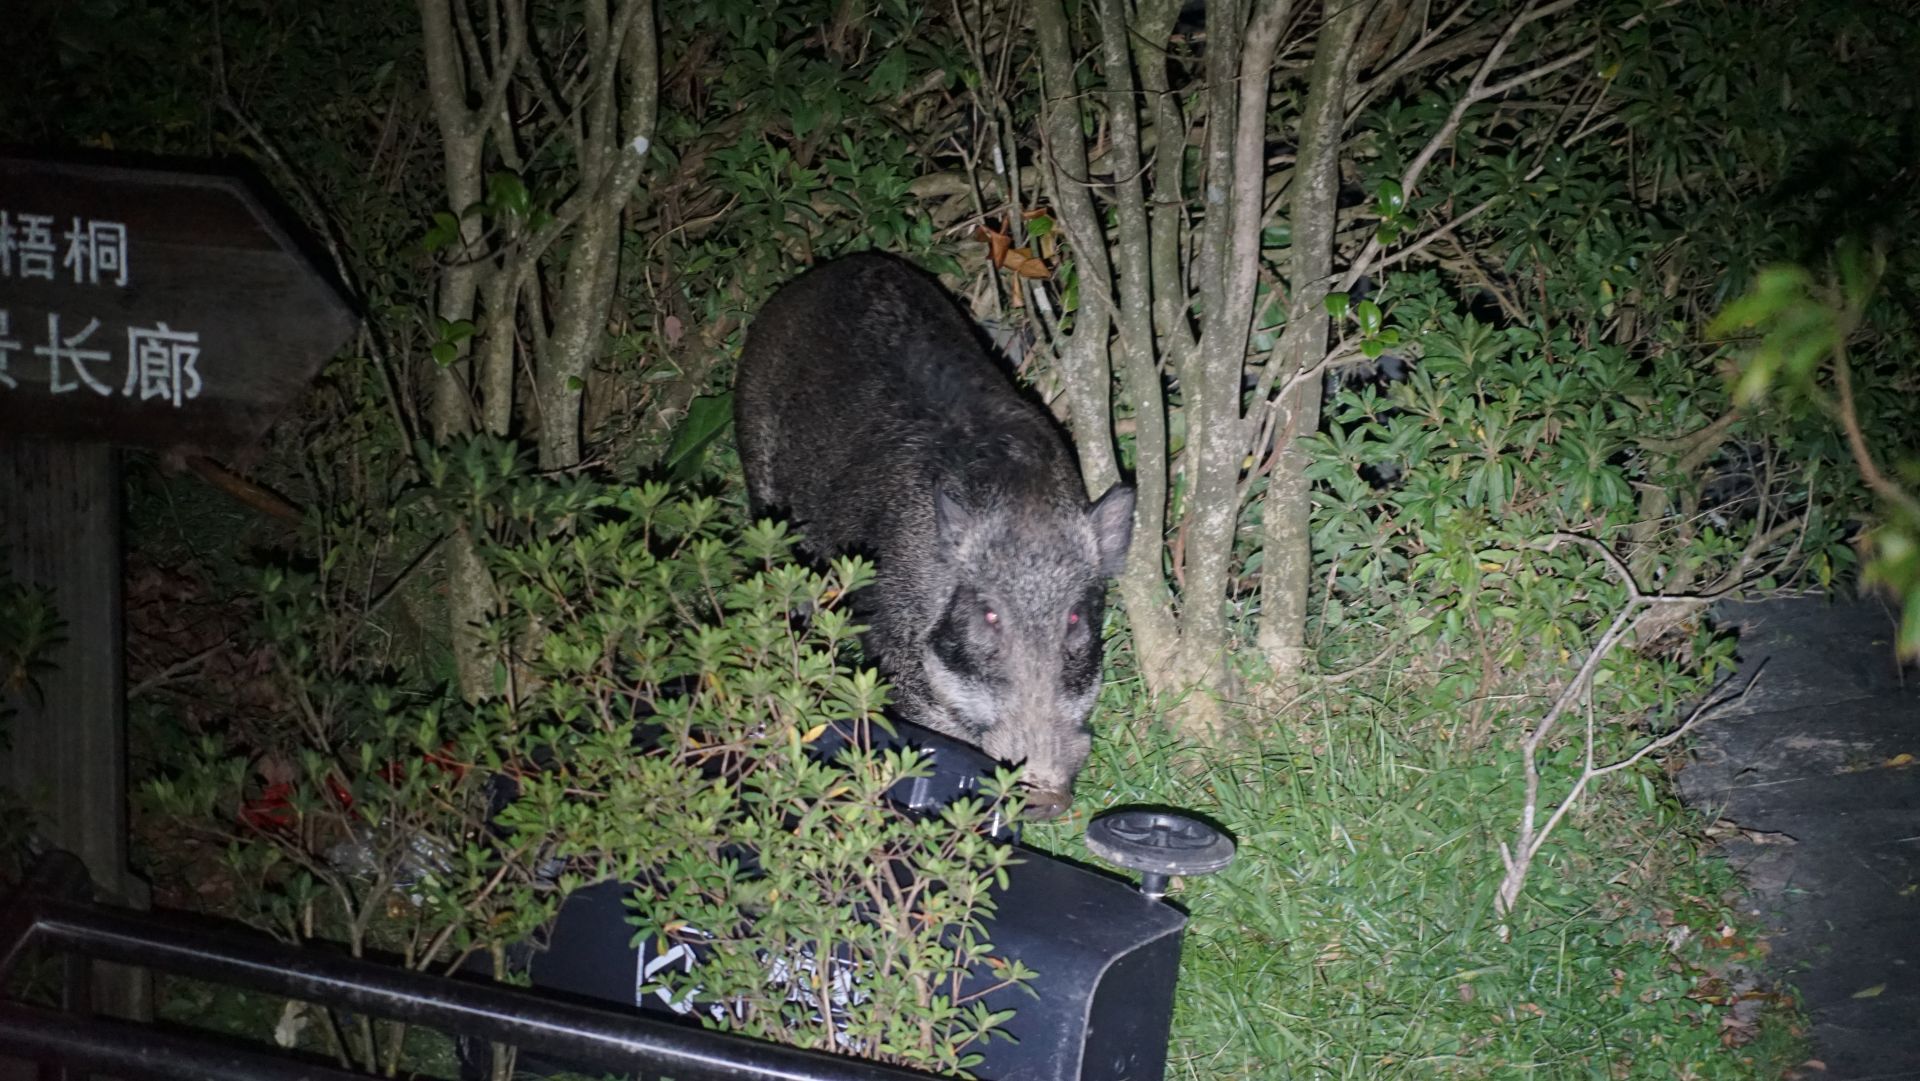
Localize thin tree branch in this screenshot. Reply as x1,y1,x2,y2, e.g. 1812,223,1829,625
1340,0,1592,292
1832,342,1920,518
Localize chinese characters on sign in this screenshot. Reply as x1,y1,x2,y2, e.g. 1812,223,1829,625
0,207,205,407
1,210,129,285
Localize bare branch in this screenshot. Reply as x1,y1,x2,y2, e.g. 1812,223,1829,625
1133,0,1199,364
1403,0,1578,194
1340,0,1595,292
1249,0,1372,681
1091,0,1182,655
480,0,529,147
1498,668,1761,917
1634,410,1742,459
1478,41,1595,101
1832,340,1920,518
1493,521,1791,917
1219,0,1295,362
1346,0,1485,122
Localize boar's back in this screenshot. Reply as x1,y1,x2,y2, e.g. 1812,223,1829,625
733,251,1086,559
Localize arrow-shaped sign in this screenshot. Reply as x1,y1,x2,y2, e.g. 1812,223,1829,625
0,156,358,452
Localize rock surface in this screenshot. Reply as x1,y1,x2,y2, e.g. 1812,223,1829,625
1680,594,1920,1080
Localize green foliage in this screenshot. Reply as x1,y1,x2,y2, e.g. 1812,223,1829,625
650,0,962,278
661,391,736,482
0,563,64,728
142,440,1029,1074
0,560,62,881
1303,281,1771,948
1677,0,1920,657
469,454,1030,1074
1316,271,1801,698
1713,239,1920,656
596,0,970,471
1291,0,1898,937
140,467,553,1069
1869,504,1920,658
1032,696,1805,1079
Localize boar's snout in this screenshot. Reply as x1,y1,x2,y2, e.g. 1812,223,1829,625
1022,788,1071,821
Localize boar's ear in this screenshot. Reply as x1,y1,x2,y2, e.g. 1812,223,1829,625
1087,484,1135,578
934,485,974,549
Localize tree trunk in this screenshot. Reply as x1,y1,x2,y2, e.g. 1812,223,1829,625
1100,0,1182,696
533,1,658,470
1254,0,1372,683
1163,0,1251,738
535,198,621,469
1173,0,1298,736
1034,0,1117,497
419,0,497,702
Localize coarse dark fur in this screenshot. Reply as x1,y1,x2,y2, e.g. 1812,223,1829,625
734,253,1133,817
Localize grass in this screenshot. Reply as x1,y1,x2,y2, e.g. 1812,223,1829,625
101,453,1808,1078
112,650,1807,1080
1028,669,1809,1080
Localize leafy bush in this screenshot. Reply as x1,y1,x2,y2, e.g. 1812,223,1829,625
145,440,1029,1075
0,565,63,746
0,563,63,881
1714,239,1920,656
467,449,1033,1074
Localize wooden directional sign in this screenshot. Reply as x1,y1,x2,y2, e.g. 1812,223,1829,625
0,156,354,1044
0,155,357,452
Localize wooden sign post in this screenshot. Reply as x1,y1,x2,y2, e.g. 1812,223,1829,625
0,155,355,1024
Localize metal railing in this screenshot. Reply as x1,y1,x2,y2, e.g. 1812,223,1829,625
0,853,940,1081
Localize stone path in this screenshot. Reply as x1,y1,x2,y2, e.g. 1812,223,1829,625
1680,594,1920,1080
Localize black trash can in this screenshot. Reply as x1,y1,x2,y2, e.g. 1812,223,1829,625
479,721,1191,1081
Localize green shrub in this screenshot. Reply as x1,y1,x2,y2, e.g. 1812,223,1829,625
470,452,1033,1074
145,440,1030,1076
0,562,62,882
1713,239,1920,657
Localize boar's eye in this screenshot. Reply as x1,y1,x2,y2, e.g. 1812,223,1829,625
1065,599,1098,648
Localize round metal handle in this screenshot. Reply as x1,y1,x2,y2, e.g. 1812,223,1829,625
1085,809,1236,900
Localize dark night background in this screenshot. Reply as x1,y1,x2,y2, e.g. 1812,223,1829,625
2,0,1918,1077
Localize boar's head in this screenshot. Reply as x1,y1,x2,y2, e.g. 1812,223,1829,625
917,482,1134,820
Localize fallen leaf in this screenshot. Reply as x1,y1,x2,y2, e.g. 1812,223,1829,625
1885,753,1914,768
1851,983,1885,999
974,224,1012,268
1000,246,1053,280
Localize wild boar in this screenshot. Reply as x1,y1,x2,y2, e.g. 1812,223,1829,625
733,252,1133,819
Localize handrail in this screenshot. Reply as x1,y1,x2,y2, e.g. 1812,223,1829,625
0,861,944,1081
0,1001,371,1081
